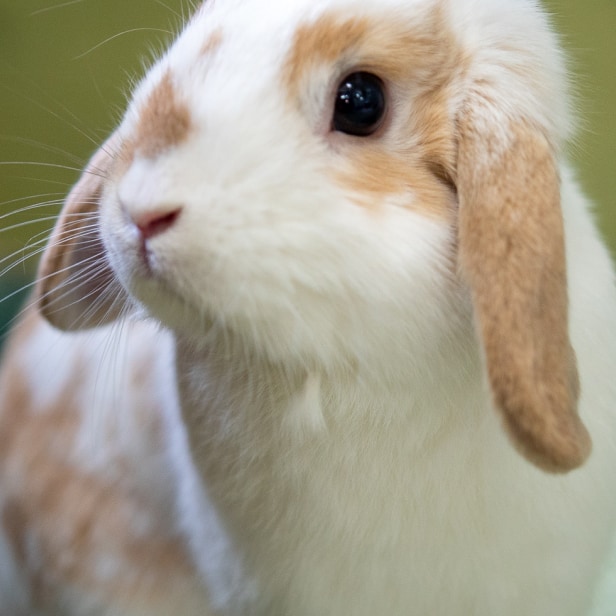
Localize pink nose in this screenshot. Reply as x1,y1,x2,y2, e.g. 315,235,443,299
133,207,182,240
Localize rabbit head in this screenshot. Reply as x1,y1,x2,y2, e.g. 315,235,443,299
36,0,590,472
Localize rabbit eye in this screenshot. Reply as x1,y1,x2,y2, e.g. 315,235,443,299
333,72,386,137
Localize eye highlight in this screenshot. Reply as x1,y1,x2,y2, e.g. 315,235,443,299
333,72,386,137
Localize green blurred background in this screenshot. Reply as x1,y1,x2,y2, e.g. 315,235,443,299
0,0,615,341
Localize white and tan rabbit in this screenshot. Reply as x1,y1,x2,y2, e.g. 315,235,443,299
2,0,616,614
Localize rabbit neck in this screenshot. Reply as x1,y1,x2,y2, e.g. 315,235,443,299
172,330,516,614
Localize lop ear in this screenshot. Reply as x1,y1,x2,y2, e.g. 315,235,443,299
456,109,591,473
36,135,128,331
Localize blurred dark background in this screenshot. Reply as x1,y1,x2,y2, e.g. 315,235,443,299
1,0,615,344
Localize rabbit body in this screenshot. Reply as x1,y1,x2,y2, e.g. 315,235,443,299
2,0,616,614
0,313,210,615
173,169,616,616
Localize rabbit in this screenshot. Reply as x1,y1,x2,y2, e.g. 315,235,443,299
2,0,616,614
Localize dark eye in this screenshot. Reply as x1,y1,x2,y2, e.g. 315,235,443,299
333,72,386,137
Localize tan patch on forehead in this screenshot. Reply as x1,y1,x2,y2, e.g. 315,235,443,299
456,116,589,471
284,17,369,95
133,71,192,159
283,8,453,99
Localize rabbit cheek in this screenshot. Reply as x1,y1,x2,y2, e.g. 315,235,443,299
332,146,455,219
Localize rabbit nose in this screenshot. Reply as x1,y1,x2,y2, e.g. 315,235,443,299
131,206,183,240
117,158,183,240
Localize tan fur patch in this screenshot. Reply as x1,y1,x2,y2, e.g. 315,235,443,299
0,310,207,611
133,71,192,159
456,114,590,472
201,28,223,57
334,145,455,217
36,134,127,332
284,8,453,97
283,9,459,218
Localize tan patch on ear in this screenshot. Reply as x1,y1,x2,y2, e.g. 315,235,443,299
134,71,192,159
283,8,459,217
37,135,127,331
457,115,590,472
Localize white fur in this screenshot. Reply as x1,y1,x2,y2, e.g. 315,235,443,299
99,1,616,613
101,0,616,614
3,0,616,614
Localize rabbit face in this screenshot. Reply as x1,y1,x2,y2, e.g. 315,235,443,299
39,0,590,471
100,1,464,373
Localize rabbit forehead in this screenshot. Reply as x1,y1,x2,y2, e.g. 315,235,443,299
122,0,456,193
125,0,568,143
164,0,445,94
117,0,565,211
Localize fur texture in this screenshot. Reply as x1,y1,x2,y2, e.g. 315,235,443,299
1,0,616,614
